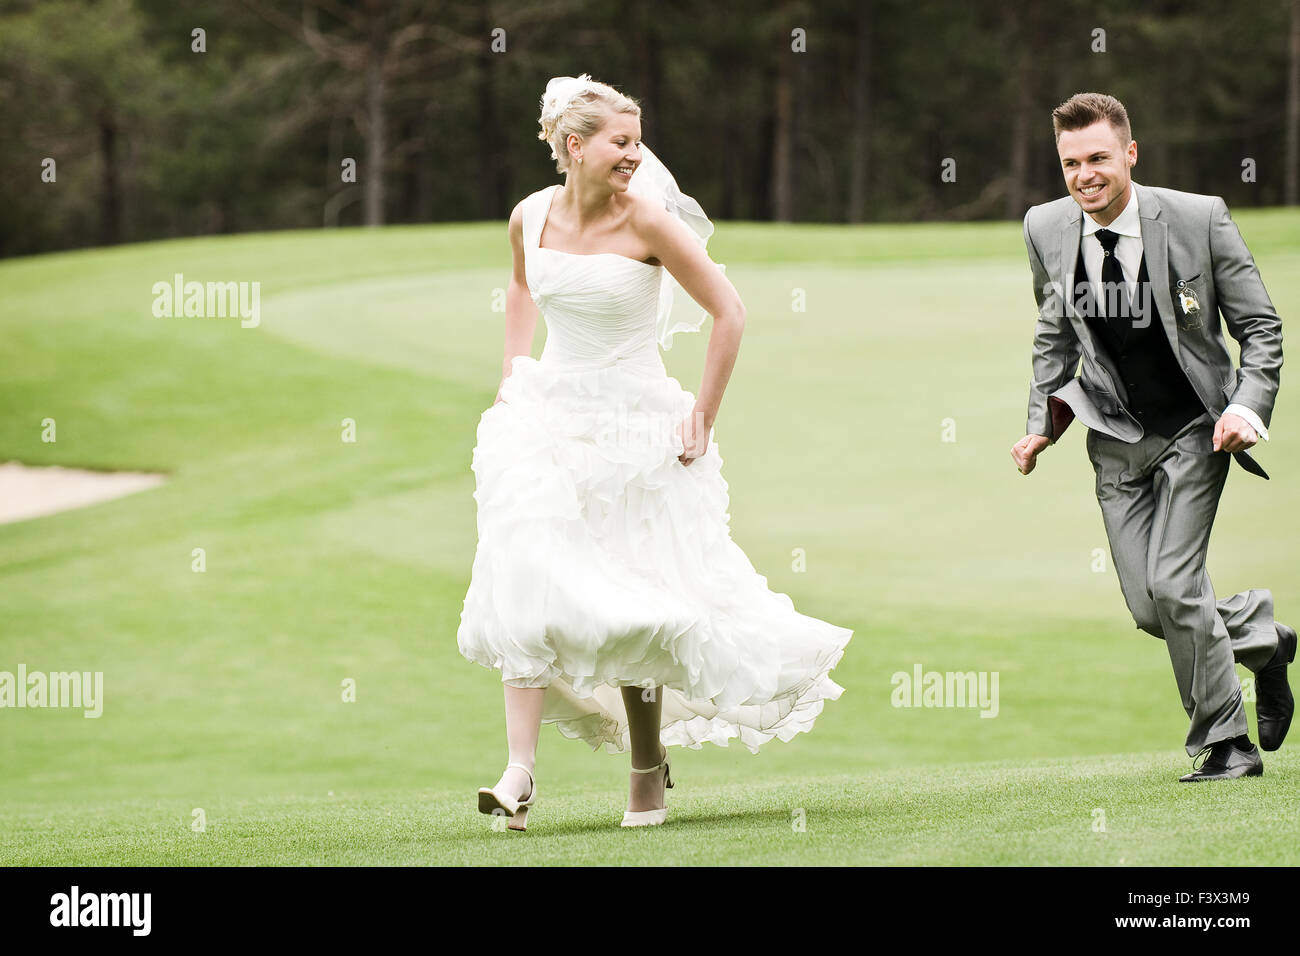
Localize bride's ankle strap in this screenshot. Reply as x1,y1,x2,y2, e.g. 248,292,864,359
506,761,534,781
630,745,669,774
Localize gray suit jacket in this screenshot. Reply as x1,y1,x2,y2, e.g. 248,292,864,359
1023,181,1283,478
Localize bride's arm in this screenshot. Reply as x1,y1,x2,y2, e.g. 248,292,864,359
497,202,540,403
635,197,745,430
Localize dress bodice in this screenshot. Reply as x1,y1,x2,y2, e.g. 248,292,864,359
523,184,666,374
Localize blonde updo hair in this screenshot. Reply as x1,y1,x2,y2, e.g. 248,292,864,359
538,73,642,175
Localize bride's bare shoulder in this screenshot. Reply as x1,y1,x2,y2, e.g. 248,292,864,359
508,199,524,245
624,189,666,220
626,191,694,259
507,195,534,274
625,190,678,241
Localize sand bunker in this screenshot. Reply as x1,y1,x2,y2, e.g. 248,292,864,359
0,461,167,525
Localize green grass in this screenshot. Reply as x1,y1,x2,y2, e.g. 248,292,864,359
1,208,1298,865
4,753,1296,865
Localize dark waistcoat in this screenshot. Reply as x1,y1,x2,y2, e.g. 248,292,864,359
1073,243,1203,438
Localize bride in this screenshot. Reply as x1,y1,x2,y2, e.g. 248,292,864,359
457,73,854,830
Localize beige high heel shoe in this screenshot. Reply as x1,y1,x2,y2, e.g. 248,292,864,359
621,746,674,828
478,763,536,832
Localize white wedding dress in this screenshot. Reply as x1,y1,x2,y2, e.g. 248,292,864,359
456,180,853,754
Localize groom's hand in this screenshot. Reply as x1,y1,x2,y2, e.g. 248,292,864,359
1011,434,1051,475
1213,412,1257,453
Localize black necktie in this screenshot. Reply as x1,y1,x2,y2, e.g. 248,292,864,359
1095,227,1131,338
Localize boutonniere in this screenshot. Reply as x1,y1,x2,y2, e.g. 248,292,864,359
1175,275,1202,330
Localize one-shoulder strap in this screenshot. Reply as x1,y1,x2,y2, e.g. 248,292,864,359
521,184,558,251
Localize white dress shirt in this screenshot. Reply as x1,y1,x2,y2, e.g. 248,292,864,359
1080,187,1268,441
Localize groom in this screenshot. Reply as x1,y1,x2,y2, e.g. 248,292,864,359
1010,92,1295,781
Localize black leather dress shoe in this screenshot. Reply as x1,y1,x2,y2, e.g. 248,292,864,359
1257,623,1297,752
1178,738,1264,782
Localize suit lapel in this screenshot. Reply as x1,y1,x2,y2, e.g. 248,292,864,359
1056,197,1138,411
1134,182,1182,362
1057,205,1104,360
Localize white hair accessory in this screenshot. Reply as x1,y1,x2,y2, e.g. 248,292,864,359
540,73,597,137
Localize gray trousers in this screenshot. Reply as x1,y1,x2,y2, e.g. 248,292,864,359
1086,412,1281,756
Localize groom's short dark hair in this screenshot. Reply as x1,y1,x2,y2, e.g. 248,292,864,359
1052,93,1132,146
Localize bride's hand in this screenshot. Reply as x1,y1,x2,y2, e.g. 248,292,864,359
675,408,710,466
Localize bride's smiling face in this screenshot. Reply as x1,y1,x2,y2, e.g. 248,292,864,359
572,111,643,189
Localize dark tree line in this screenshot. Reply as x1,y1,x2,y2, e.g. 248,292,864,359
1,0,1296,258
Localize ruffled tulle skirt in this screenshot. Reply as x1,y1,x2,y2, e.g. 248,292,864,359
456,354,853,754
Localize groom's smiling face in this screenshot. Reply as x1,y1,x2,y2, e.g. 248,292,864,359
1057,121,1137,225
